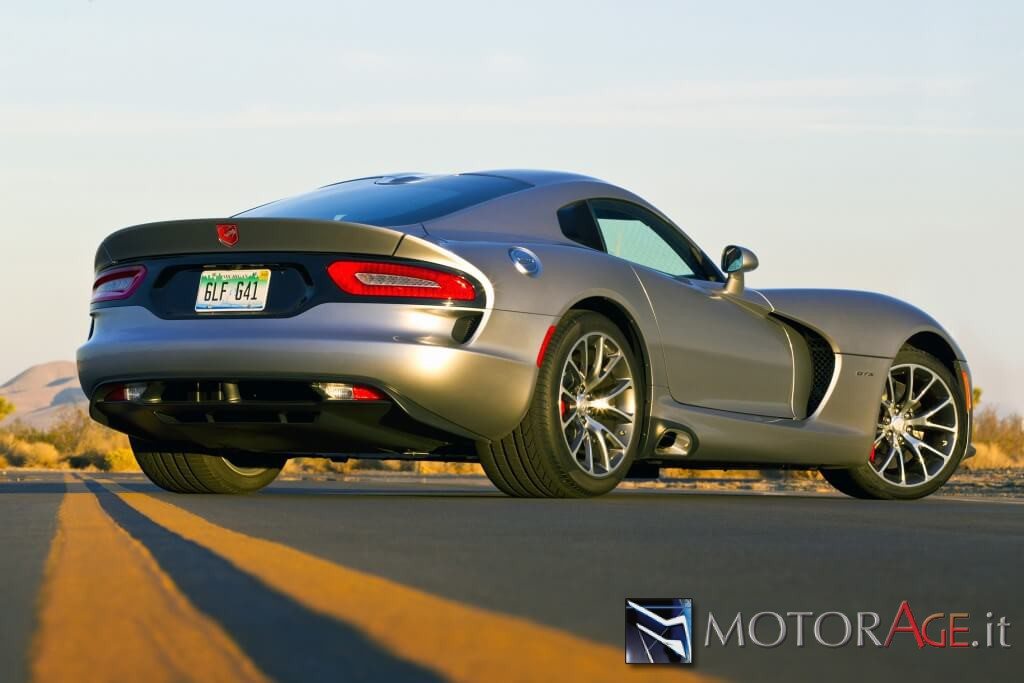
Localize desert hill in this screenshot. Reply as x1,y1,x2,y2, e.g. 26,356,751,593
0,361,87,428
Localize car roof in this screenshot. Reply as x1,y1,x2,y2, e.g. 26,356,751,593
467,169,604,186
322,169,607,189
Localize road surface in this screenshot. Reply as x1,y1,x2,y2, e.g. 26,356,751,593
0,471,1019,682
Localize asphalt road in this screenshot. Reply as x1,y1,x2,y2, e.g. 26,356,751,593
0,472,1020,683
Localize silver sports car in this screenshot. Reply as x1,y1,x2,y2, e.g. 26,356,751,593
77,170,974,498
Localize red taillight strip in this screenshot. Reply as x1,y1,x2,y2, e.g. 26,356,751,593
91,265,147,303
327,260,476,301
351,386,385,401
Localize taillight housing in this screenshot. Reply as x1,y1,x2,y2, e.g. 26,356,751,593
327,260,476,302
103,382,148,402
312,382,387,401
92,265,147,303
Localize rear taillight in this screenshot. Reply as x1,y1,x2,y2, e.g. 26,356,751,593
327,260,476,302
92,265,147,303
103,382,148,402
312,382,386,401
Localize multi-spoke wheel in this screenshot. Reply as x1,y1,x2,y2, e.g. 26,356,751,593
871,363,959,487
822,347,969,500
559,332,636,478
476,311,644,497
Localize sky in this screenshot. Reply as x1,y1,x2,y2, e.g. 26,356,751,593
1,0,1022,413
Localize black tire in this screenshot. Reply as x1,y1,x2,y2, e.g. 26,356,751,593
821,347,969,500
131,439,284,494
476,311,645,498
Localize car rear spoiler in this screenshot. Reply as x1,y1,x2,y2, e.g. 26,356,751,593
94,218,426,272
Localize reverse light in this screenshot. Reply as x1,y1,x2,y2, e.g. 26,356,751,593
327,260,476,301
92,265,147,303
104,382,148,402
313,382,386,401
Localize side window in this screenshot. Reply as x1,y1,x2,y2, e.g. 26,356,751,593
589,199,699,278
557,201,604,251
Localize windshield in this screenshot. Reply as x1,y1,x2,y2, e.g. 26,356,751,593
236,174,531,226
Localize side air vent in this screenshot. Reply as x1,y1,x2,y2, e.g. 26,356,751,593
775,316,837,418
804,329,836,417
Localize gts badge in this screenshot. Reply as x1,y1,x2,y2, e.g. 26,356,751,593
857,371,875,377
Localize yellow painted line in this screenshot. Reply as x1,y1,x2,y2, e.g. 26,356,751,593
102,481,713,682
30,475,268,683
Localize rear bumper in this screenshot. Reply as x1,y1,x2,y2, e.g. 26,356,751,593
92,385,459,456
77,303,556,443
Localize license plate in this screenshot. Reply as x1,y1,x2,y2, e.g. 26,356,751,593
195,269,271,312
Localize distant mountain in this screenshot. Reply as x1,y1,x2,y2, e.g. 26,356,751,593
0,361,87,428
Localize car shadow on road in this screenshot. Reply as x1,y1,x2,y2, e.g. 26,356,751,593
82,480,442,683
114,479,505,499
0,482,70,494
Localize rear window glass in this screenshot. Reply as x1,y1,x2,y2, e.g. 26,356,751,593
236,174,530,226
557,201,604,251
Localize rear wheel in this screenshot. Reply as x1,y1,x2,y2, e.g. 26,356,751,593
476,311,644,497
131,439,285,494
821,347,968,500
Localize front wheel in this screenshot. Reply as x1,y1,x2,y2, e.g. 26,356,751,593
477,311,644,498
131,439,284,494
822,347,969,500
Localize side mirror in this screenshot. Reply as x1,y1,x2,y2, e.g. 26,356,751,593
721,245,758,296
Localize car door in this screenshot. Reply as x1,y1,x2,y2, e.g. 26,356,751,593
587,199,796,418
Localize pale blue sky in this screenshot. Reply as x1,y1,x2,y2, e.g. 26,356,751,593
1,1,1022,412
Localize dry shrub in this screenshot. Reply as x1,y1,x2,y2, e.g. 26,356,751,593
1,407,131,470
412,461,484,475
284,457,483,476
283,458,406,476
38,407,130,456
283,458,353,475
962,442,1021,470
0,434,62,468
973,406,1023,461
661,468,761,480
0,397,14,421
368,459,409,472
67,447,140,472
102,447,139,471
0,454,8,469
783,469,824,481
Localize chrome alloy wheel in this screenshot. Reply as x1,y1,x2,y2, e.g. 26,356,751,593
559,332,637,478
871,363,959,487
